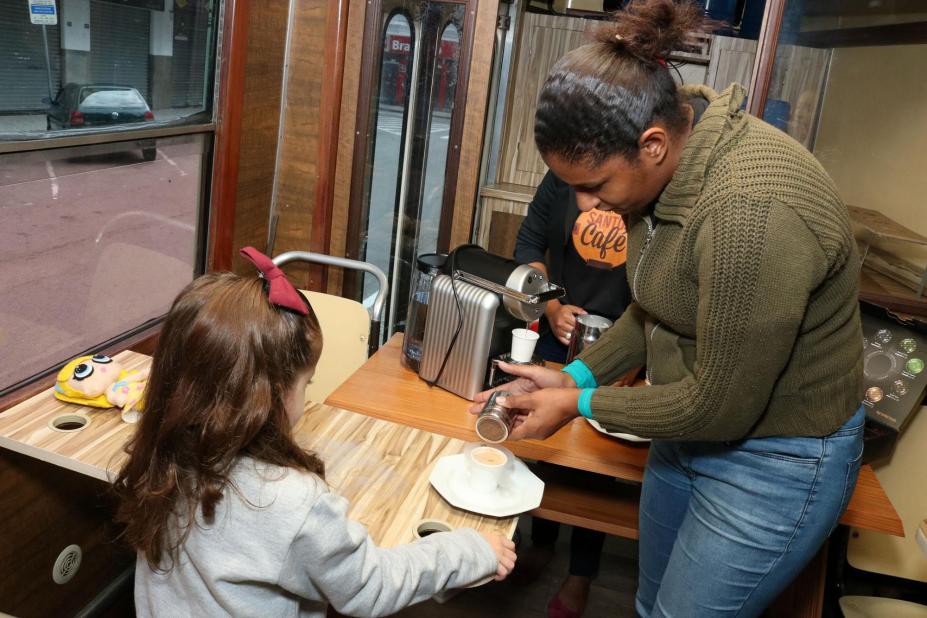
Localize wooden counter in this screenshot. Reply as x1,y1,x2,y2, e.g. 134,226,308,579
328,336,651,483
327,335,904,617
0,352,150,481
328,335,904,538
0,351,517,547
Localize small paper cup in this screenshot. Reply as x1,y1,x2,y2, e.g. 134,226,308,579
511,328,539,363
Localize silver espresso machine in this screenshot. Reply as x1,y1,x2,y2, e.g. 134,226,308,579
417,245,564,400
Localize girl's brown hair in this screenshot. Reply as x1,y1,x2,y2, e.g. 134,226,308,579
113,272,324,570
535,0,712,165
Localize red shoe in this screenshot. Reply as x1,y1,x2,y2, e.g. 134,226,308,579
547,594,582,618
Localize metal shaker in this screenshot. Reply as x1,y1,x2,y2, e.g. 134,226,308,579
565,314,613,363
475,390,514,443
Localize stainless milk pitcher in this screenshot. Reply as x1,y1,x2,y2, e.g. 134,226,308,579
565,314,613,363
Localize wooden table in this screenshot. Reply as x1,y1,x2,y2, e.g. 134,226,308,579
328,335,904,539
328,337,651,483
0,351,516,547
329,335,906,617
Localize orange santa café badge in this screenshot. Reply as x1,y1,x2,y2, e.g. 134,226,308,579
571,210,628,269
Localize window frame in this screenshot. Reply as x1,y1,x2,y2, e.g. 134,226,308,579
0,0,236,406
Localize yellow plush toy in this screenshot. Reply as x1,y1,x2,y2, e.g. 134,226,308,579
54,354,148,423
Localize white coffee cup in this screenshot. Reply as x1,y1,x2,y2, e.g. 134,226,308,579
466,444,509,493
511,328,540,363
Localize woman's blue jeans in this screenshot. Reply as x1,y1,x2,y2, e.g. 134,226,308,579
636,406,865,617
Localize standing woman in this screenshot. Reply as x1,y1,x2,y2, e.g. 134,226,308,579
474,0,865,615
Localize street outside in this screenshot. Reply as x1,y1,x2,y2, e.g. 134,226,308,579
0,137,201,391
0,106,451,390
363,106,451,309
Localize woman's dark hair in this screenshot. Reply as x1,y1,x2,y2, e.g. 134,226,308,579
113,272,325,571
535,0,711,165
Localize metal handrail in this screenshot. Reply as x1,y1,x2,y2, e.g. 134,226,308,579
272,251,389,353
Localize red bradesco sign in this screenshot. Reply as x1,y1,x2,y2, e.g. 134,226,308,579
384,35,458,60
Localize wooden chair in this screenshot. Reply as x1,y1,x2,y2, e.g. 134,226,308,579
840,405,927,616
272,251,388,404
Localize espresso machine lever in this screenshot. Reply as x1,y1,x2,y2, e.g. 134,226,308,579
452,271,566,306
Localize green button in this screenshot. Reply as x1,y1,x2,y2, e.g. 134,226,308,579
906,358,924,374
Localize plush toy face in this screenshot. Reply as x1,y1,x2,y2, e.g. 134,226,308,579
62,354,125,398
54,354,148,415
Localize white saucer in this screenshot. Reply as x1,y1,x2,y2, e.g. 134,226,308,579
429,454,544,518
585,417,651,443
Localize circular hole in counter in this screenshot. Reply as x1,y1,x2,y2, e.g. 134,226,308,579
49,414,90,433
413,519,453,539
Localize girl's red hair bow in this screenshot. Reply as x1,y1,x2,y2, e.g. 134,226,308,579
239,246,310,316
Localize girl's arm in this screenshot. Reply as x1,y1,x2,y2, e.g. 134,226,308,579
277,490,498,617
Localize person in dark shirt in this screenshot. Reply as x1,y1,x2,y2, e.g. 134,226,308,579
514,170,633,617
516,171,633,362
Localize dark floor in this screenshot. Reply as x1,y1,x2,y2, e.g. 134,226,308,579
394,517,640,618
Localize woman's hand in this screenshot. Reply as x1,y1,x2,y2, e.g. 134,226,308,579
547,302,587,346
468,362,575,413
479,532,517,581
501,388,581,441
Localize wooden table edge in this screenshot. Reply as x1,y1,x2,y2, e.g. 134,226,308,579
328,338,904,539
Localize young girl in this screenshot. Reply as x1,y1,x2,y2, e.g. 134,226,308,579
114,247,516,617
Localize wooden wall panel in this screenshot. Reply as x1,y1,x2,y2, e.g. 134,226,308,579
448,0,501,248
0,450,131,618
706,34,758,92
496,13,594,189
229,0,290,275
272,1,328,289
486,211,526,258
208,0,250,272
328,0,368,295
476,195,530,249
492,23,757,194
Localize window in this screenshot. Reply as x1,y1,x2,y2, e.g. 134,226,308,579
351,1,468,335
0,0,216,136
760,0,927,310
0,0,220,395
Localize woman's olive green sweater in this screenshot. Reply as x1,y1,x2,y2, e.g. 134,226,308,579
575,84,863,441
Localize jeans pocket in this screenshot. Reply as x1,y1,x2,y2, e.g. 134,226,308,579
743,450,821,465
830,449,863,535
736,434,823,466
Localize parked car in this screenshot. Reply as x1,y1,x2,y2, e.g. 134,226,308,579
44,84,157,161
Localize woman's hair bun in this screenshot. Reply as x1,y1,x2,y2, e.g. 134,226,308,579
594,0,711,63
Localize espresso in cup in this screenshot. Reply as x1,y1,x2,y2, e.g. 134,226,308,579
472,446,506,466
467,444,509,492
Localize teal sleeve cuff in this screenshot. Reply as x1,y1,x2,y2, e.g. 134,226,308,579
577,388,596,418
562,359,597,389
